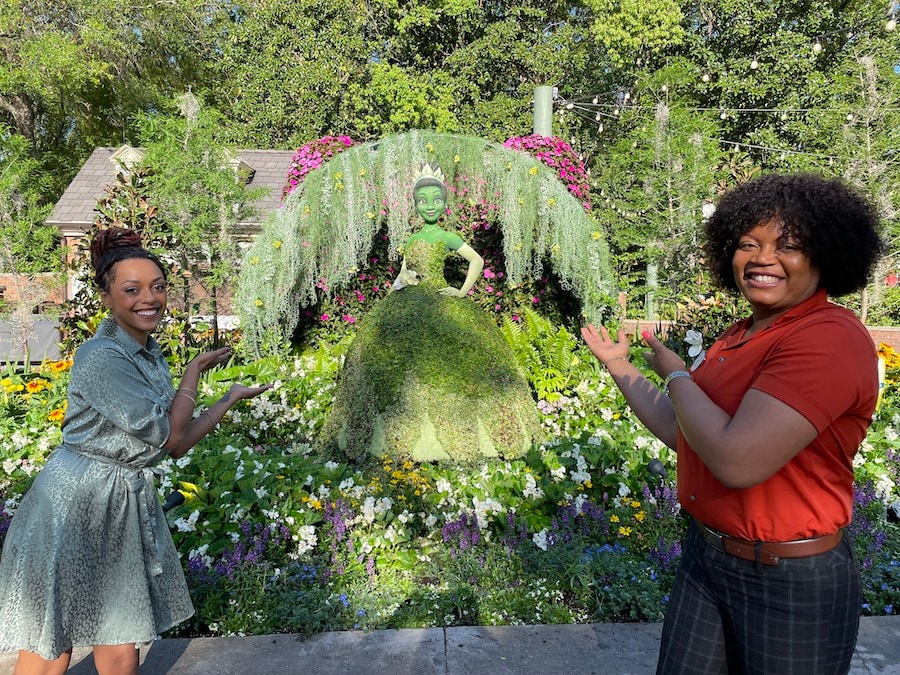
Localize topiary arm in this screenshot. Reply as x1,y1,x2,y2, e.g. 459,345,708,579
439,243,483,298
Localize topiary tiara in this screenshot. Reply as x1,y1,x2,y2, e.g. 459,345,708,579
412,163,446,190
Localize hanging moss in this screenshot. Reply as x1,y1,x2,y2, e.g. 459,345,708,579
236,130,614,355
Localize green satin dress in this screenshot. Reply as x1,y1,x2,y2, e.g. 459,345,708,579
0,319,193,659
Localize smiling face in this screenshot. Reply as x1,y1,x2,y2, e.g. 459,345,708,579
100,257,167,347
414,185,445,224
732,218,821,327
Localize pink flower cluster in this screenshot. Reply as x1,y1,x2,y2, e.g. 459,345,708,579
282,135,356,200
503,135,591,210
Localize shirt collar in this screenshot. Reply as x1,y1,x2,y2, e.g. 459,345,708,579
98,317,162,357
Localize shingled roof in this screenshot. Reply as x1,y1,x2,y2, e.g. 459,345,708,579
46,145,295,237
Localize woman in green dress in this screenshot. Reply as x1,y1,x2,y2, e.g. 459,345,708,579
0,228,271,674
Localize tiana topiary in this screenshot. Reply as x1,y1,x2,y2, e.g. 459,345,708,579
320,238,541,465
236,130,614,355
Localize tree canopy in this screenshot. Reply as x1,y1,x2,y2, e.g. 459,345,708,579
0,0,897,320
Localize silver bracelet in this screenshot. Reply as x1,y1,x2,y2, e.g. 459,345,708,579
663,370,693,395
603,356,629,367
173,390,197,405
201,410,216,433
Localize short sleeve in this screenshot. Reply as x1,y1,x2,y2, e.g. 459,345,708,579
750,317,878,432
70,340,172,447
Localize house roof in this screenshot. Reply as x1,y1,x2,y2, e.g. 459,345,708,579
47,146,295,236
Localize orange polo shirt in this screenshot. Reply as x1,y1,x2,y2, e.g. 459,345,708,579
678,289,878,542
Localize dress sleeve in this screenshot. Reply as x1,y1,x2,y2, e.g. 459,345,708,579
750,317,878,432
71,340,172,447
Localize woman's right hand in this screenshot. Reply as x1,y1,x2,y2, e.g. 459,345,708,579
190,347,233,374
581,324,630,365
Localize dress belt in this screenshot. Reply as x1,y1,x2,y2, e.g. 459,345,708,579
695,519,843,566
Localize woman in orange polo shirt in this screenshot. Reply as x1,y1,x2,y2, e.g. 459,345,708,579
582,173,883,674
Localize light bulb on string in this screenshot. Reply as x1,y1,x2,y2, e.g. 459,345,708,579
661,84,668,93
720,110,728,120
887,18,897,31
598,123,604,132
812,39,823,54
565,102,574,110
595,112,601,121
701,72,710,83
750,57,759,70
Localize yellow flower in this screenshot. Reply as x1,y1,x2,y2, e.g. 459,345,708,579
630,500,641,508
426,143,434,153
250,256,260,265
359,168,367,177
303,205,311,214
1,378,11,387
634,511,646,522
592,231,602,240
453,154,461,163
551,245,561,254
49,360,72,374
618,526,632,537
255,299,264,307
506,162,512,170
48,408,65,423
366,211,375,219
26,379,46,394
334,172,343,179
529,166,538,176
610,514,620,523
548,198,556,206
273,240,282,249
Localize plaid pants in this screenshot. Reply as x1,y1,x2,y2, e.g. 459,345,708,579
656,521,860,675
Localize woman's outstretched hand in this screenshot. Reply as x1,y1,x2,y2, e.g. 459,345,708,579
581,324,630,365
226,383,274,402
640,330,686,379
190,347,234,373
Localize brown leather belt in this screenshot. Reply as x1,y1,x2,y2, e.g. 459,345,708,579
695,519,843,566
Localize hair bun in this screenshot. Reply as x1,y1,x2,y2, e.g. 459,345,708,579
89,227,143,272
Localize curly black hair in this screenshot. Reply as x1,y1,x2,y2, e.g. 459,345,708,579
703,173,884,297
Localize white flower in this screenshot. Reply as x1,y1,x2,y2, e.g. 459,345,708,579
533,529,549,551
685,330,704,357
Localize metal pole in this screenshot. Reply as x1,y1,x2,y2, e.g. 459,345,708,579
533,86,553,136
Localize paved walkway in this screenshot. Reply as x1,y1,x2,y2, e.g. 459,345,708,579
2,616,899,674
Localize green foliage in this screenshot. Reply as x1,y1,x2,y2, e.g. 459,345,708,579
583,0,685,66
500,308,593,402
138,96,267,340
0,0,214,195
0,129,58,276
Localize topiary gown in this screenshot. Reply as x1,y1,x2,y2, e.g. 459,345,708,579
321,238,541,465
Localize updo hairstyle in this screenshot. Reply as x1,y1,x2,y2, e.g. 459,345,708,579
89,227,166,292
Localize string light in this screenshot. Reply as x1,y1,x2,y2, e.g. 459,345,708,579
812,39,823,54
750,57,759,69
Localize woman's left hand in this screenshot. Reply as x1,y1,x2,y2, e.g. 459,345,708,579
641,331,686,378
226,383,274,401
